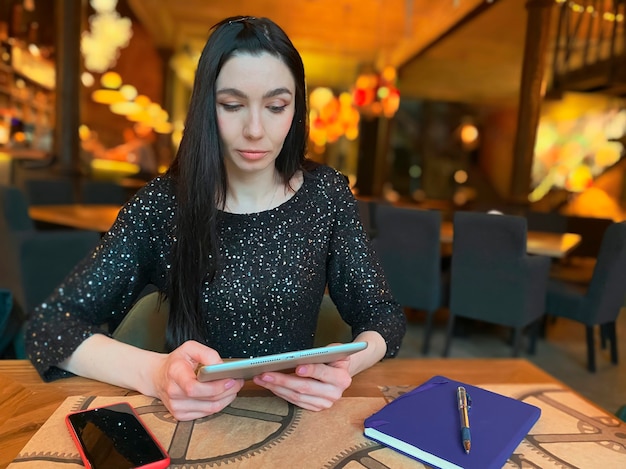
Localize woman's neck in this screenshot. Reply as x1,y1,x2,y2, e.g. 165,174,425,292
224,169,282,214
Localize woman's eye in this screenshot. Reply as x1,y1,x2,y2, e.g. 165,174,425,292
268,104,287,113
221,103,242,112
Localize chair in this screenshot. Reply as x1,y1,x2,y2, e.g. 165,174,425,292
81,180,128,205
112,291,170,353
356,199,376,238
544,221,626,372
371,205,444,354
443,211,551,357
112,292,353,353
314,294,352,347
0,185,100,342
0,288,25,358
525,210,567,233
23,178,75,205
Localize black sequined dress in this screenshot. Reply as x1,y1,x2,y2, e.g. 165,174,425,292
27,165,406,380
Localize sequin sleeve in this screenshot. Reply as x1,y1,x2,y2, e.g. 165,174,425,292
26,178,174,380
322,169,406,357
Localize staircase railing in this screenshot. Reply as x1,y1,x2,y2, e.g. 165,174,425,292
550,0,626,94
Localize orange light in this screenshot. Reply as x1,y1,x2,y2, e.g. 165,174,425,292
352,67,400,118
110,101,142,115
460,124,479,144
100,71,122,89
92,89,125,104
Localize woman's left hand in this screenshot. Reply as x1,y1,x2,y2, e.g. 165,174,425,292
252,357,352,411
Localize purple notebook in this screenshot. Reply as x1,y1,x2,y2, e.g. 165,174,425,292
364,375,541,469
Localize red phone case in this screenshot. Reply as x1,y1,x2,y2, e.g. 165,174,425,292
65,401,170,469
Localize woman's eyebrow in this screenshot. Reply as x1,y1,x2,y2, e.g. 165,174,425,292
215,87,293,99
264,87,292,99
216,88,246,98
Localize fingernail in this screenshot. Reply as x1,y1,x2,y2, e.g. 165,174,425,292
262,374,274,383
297,365,308,375
224,379,235,389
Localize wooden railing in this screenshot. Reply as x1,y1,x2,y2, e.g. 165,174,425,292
549,0,626,95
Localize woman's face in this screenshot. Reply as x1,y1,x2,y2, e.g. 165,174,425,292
216,52,295,176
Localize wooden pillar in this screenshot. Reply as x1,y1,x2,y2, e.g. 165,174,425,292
355,116,393,197
156,47,176,166
54,0,82,179
509,0,553,204
157,48,174,116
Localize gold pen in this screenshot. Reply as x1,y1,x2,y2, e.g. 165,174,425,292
457,386,471,454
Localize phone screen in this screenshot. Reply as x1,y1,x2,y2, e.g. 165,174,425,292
66,402,169,469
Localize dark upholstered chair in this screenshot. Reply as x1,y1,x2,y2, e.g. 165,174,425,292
371,205,443,354
0,185,100,321
23,178,75,205
81,180,128,205
526,210,567,233
356,199,376,238
545,221,626,372
443,211,552,357
0,288,25,358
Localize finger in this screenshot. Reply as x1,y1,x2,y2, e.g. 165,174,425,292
163,341,224,389
190,378,245,400
295,362,352,390
253,377,334,411
253,373,340,408
178,340,223,367
166,392,239,421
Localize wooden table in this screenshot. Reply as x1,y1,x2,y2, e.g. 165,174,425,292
0,358,563,467
27,205,582,259
28,204,121,233
440,220,582,258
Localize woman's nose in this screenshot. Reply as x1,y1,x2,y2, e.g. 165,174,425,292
243,109,264,139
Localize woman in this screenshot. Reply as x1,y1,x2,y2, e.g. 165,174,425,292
26,16,406,421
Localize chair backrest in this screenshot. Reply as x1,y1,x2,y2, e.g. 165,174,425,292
81,181,128,205
449,211,535,325
0,185,34,232
453,210,528,267
112,291,170,353
113,292,353,352
526,210,567,233
24,178,75,205
371,205,442,311
356,199,373,237
0,185,100,319
584,222,626,324
314,295,352,347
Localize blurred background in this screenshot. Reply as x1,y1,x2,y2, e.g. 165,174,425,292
0,0,625,220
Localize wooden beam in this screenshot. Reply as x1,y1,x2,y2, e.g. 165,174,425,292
390,0,487,70
510,0,554,204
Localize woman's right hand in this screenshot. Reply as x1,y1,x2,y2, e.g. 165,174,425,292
151,340,244,421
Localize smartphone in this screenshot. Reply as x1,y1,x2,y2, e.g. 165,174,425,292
197,341,368,381
65,402,170,469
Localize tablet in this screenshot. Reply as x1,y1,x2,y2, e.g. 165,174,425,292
196,341,368,382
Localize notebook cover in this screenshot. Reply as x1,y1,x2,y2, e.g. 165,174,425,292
363,375,541,469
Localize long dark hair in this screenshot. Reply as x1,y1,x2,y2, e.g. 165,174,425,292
165,16,309,349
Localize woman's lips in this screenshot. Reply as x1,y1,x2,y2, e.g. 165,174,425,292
238,150,268,161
